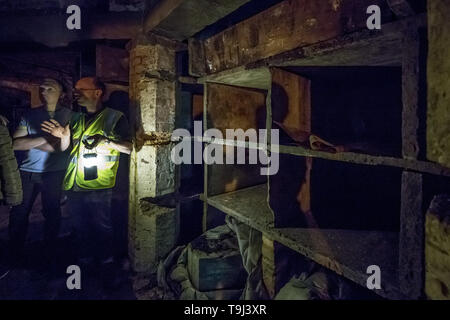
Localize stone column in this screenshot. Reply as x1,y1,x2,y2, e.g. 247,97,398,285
425,195,450,300
128,34,179,274
428,0,450,168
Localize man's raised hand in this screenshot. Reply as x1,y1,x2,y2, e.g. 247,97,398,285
41,119,70,139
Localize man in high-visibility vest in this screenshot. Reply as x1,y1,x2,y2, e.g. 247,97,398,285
41,77,132,288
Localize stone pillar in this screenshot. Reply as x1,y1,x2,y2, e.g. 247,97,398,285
425,195,450,300
128,34,179,274
427,0,450,168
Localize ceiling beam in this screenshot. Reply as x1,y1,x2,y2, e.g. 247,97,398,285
144,0,252,41
195,0,394,75
0,77,37,92
0,12,141,47
144,0,185,34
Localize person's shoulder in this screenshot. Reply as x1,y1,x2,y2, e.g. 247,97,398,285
0,122,8,132
106,107,127,127
0,123,11,140
24,105,45,117
106,107,125,118
19,106,43,124
0,115,9,127
58,106,74,115
69,111,83,121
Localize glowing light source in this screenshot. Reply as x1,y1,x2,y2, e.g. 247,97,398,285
83,153,98,168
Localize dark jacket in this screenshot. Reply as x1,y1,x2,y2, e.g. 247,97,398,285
0,122,22,206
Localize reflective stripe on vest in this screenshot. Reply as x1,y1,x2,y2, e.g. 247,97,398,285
63,108,123,190
70,155,120,164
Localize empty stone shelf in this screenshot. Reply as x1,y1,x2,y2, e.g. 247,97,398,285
273,228,401,300
204,184,274,230
200,67,271,90
204,184,404,299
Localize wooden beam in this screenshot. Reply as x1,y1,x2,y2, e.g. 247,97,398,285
402,23,421,159
0,13,141,47
399,171,424,299
0,78,39,91
144,0,185,35
198,0,392,74
0,78,41,107
147,0,253,41
145,32,188,52
246,14,425,69
192,10,427,75
202,83,209,233
188,38,206,77
400,20,424,298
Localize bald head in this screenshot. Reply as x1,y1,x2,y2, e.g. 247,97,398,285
76,77,105,92
74,77,105,112
77,77,95,87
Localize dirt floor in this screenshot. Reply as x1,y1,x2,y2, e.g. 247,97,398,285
0,195,166,300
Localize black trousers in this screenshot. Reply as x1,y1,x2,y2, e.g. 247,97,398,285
67,189,114,264
9,170,65,261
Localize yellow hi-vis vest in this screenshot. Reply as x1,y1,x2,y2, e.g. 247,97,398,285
63,107,123,190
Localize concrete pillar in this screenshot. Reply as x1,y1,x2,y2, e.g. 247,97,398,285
128,34,179,274
427,0,450,168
